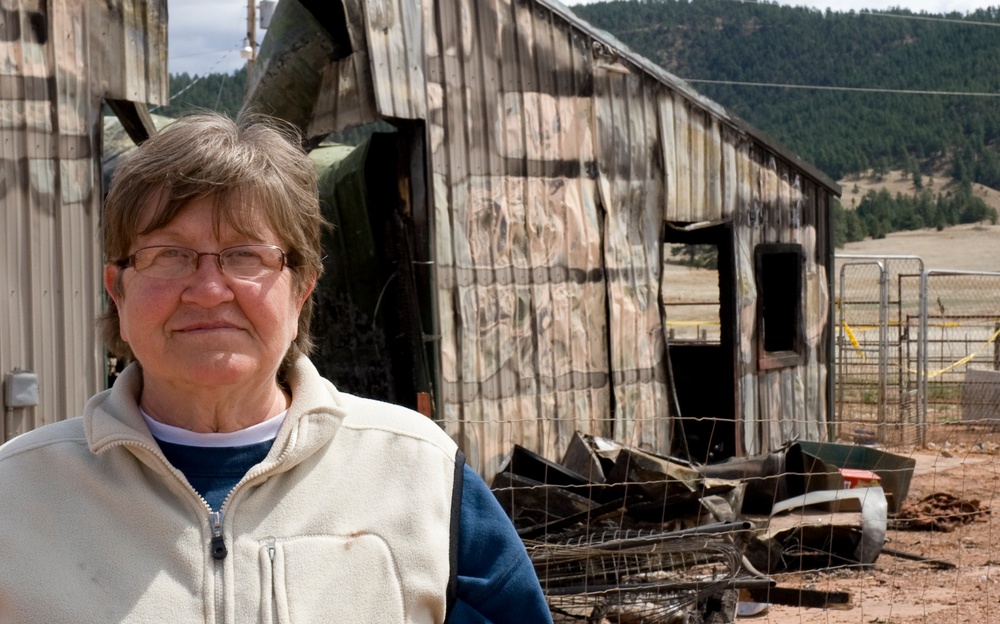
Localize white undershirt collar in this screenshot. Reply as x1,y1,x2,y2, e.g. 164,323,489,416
141,408,287,448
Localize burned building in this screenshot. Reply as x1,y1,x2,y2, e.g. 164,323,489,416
242,0,840,478
2,0,839,479
1,0,166,441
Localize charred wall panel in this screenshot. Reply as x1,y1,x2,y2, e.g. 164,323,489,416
363,0,426,118
428,0,613,476
251,0,838,473
728,146,832,455
1,0,166,441
593,64,670,454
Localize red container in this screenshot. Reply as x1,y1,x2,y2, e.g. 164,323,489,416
840,467,881,489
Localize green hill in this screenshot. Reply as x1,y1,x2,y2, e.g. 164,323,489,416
160,2,1000,245
571,0,1000,186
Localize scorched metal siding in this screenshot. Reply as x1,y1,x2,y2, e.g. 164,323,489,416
0,0,167,441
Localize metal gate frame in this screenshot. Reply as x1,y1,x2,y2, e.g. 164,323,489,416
836,254,925,446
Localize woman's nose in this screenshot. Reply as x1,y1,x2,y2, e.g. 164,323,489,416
181,255,235,304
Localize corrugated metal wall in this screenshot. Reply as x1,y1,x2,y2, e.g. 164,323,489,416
731,150,833,456
249,0,838,476
417,0,836,474
1,0,167,441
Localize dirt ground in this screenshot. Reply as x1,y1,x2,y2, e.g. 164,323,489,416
753,437,1000,623
748,194,1000,622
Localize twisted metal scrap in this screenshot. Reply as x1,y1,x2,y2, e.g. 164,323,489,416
528,525,749,623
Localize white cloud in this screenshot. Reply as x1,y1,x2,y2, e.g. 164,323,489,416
168,0,253,76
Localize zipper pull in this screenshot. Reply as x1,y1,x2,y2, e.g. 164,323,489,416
209,511,228,560
266,536,276,562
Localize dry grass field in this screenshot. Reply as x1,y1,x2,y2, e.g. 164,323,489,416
838,168,1000,273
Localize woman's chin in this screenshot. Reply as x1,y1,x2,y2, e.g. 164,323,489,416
148,354,269,390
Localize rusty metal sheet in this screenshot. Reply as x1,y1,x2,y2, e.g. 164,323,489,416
721,130,738,219
2,0,165,441
363,0,425,118
87,0,168,104
658,94,678,220
307,54,378,139
672,98,692,223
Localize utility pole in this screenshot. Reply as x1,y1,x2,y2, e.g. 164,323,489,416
246,0,257,69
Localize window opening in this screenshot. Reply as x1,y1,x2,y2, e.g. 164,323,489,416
755,244,804,369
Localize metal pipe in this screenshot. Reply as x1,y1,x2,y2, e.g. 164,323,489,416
878,260,888,442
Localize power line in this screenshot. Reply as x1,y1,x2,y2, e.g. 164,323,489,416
681,78,1000,97
608,2,1000,34
854,10,1000,28
169,48,240,60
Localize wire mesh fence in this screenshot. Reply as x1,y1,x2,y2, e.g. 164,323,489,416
919,271,1000,442
836,258,1000,450
491,253,1000,622
835,255,925,448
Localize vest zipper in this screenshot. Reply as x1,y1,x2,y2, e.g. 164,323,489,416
210,511,228,560
106,436,297,624
105,440,229,622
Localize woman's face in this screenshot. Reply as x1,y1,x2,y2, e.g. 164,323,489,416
104,196,312,392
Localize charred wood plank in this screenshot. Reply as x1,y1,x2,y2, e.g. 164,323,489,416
743,586,853,610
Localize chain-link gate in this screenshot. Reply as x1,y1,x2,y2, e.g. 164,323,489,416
914,270,1000,445
836,255,925,448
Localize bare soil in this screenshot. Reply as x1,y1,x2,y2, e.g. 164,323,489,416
756,442,1000,623
744,170,1000,622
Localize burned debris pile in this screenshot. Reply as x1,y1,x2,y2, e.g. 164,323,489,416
490,433,761,623
490,433,920,622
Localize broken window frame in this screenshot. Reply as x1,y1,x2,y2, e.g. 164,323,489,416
754,243,805,370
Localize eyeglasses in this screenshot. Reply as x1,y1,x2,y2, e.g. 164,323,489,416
118,245,288,280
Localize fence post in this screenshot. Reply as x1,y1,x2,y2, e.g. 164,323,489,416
878,261,888,444
919,270,928,447
994,322,999,372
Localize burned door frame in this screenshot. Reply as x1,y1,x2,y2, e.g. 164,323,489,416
660,222,738,463
364,122,436,415
311,121,437,414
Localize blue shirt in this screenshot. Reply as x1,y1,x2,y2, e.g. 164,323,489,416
156,440,552,623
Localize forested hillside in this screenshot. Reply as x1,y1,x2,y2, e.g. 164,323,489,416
160,1,1000,244
164,1,1000,186
155,70,247,119
572,0,1000,187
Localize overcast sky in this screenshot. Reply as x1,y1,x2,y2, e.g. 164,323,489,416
167,0,999,76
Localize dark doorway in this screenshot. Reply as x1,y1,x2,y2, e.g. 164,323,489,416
309,124,433,413
661,224,737,464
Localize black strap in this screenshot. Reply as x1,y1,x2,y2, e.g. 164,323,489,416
445,448,466,618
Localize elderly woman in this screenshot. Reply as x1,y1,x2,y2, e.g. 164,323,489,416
0,113,551,623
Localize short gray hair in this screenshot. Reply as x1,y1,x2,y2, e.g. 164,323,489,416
100,111,326,370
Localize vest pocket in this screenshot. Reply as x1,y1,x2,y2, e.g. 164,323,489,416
259,534,406,623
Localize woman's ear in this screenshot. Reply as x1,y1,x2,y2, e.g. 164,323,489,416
297,276,317,311
104,264,122,306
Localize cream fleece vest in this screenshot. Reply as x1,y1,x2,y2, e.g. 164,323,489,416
0,357,460,624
